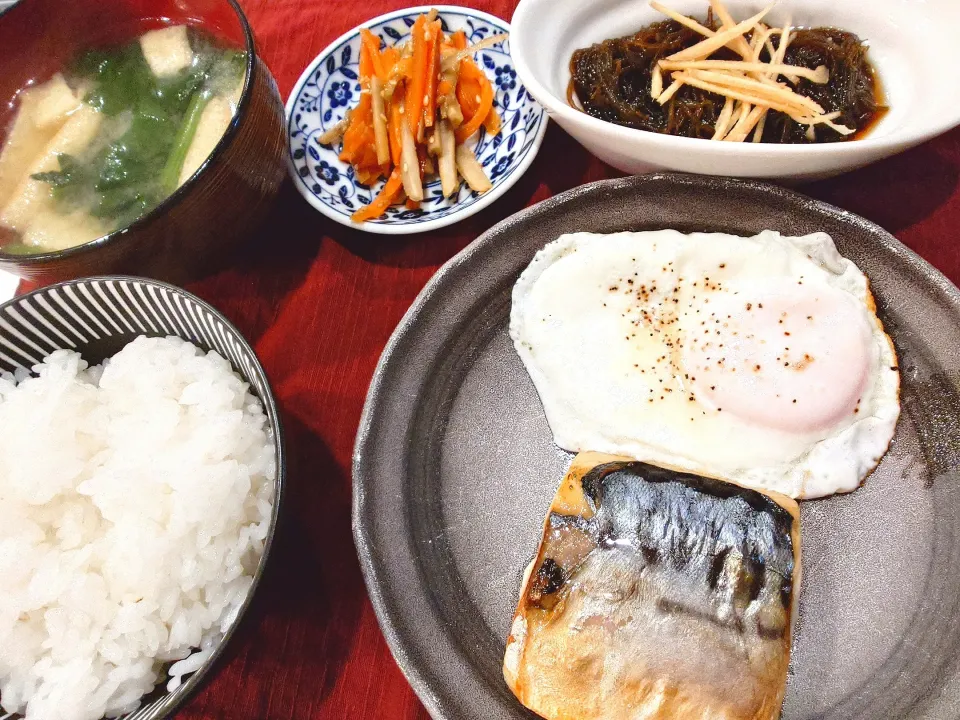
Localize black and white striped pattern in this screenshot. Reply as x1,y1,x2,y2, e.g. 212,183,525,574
0,276,283,720
0,277,269,402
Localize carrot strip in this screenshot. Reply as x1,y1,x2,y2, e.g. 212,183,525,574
381,46,400,73
393,56,412,80
482,106,501,135
459,57,485,82
452,30,467,50
455,65,494,142
423,19,442,128
406,15,428,135
356,167,381,185
456,77,479,121
387,89,404,167
359,42,373,82
405,197,421,210
360,29,387,81
339,94,374,164
456,58,485,119
352,169,403,222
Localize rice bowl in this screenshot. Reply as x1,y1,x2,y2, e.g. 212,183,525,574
0,335,277,720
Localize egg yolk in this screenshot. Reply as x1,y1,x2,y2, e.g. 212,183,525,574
682,285,873,434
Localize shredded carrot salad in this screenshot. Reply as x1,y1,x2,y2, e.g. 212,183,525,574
318,9,506,222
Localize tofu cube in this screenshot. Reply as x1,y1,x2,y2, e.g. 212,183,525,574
140,25,195,78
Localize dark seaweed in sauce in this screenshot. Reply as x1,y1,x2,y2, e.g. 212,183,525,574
568,17,885,143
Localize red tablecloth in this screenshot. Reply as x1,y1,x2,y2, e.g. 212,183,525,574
168,1,960,717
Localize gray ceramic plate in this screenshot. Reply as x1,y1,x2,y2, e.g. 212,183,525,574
353,173,960,720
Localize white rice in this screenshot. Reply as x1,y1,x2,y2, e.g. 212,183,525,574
0,336,276,720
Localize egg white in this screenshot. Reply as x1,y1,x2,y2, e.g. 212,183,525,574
510,230,900,499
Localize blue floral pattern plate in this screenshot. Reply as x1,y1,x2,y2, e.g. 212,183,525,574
285,6,549,234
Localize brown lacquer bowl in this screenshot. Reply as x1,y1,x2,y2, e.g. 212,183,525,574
0,0,286,284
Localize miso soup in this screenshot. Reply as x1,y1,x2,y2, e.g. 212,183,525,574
0,25,246,255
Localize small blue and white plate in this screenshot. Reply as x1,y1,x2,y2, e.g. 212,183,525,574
285,6,549,234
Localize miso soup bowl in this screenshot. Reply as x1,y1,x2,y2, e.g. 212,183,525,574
511,0,960,182
0,0,287,284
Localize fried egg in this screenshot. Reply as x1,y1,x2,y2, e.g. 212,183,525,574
510,230,900,499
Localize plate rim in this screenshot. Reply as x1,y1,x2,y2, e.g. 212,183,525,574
284,4,550,235
352,171,960,719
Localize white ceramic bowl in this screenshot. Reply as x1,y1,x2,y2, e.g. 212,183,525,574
511,0,960,181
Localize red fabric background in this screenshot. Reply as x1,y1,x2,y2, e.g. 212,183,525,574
155,0,960,717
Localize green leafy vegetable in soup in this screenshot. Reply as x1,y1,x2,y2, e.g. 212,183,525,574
0,25,246,254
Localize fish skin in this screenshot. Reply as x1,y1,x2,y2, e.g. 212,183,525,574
504,452,801,720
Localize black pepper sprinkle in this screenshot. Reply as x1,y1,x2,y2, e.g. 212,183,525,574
746,303,753,310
